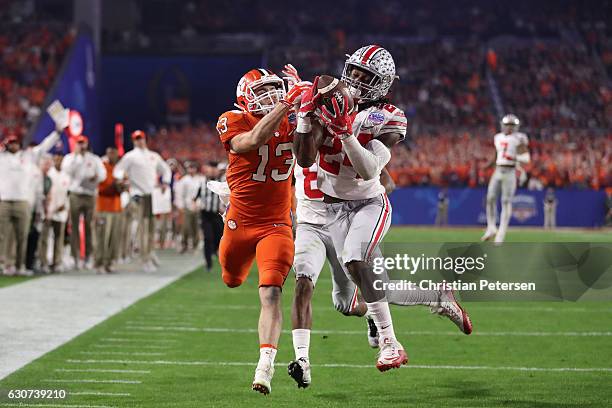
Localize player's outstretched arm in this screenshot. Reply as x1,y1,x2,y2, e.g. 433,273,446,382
230,104,291,153
380,167,396,194
293,79,320,167
230,82,310,154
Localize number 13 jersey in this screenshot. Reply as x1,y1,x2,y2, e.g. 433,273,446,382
217,109,295,226
316,103,407,200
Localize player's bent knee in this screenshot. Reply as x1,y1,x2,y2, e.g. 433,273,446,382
222,272,245,288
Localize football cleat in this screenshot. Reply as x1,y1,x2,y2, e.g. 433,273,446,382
480,229,497,242
376,337,408,372
431,289,473,335
366,316,380,348
287,357,311,388
252,362,274,395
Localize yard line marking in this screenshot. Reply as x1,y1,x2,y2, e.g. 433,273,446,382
55,368,151,374
70,392,131,397
79,351,165,356
99,337,178,343
43,378,141,384
126,320,196,326
109,331,180,337
64,359,612,373
123,325,612,337
0,404,116,408
92,344,169,349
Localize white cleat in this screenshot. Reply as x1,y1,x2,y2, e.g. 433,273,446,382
143,261,157,273
431,289,473,335
252,362,274,395
480,229,497,242
366,316,379,348
376,337,408,372
287,357,311,388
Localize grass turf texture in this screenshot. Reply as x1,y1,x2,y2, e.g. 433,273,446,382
1,227,611,407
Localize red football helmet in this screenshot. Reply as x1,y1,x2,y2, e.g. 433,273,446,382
235,68,286,115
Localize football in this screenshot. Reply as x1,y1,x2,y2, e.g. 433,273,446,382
316,75,354,114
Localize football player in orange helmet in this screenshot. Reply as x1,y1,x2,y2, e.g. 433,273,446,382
215,67,310,394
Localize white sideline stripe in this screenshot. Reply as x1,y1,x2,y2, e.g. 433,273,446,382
92,344,169,350
55,368,151,374
144,304,612,313
43,379,141,384
99,337,178,343
70,392,131,397
123,325,612,337
64,359,612,373
79,351,165,356
0,404,116,408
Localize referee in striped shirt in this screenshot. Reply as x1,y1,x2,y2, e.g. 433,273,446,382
196,163,224,271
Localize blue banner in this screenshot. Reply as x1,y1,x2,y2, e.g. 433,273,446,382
389,187,607,227
30,31,100,153
100,55,261,139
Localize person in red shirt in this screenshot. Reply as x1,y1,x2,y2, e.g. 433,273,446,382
215,68,309,395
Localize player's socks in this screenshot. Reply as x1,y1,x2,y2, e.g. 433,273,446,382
292,329,310,361
495,202,512,243
365,301,397,342
386,283,439,307
258,344,277,368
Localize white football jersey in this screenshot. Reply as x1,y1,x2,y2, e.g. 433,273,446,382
494,132,529,166
294,162,328,225
317,103,407,200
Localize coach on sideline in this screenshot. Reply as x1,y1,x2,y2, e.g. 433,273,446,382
62,135,107,270
113,130,171,272
0,127,63,276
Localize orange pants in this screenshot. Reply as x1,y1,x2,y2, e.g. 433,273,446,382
219,217,294,288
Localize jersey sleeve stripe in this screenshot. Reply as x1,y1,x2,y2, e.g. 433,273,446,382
385,121,407,127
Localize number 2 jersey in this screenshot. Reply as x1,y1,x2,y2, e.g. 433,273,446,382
317,103,407,200
216,109,295,226
494,131,529,167
294,162,327,225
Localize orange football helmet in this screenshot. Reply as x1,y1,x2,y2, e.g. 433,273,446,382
235,68,286,115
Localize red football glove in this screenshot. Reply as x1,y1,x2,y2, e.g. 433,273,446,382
319,93,353,138
297,76,320,118
281,80,311,108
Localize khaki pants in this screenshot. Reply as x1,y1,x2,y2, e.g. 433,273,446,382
95,212,122,268
136,195,154,262
182,209,200,250
0,200,31,269
119,200,137,260
38,220,65,268
69,193,95,261
544,202,556,229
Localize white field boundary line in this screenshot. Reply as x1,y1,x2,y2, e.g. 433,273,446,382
78,351,165,356
55,368,150,374
92,344,169,350
98,338,178,343
122,325,612,337
70,392,131,397
142,305,612,313
0,404,116,408
42,379,141,384
64,359,612,373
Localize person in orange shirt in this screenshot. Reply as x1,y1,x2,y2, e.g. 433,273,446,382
215,68,309,395
95,147,126,274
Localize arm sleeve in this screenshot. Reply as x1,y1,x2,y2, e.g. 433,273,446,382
217,111,250,151
341,136,391,181
379,106,407,141
31,131,60,161
60,154,77,178
113,155,128,179
95,157,107,183
156,154,172,184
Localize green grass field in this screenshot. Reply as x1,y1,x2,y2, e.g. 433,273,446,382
1,227,611,407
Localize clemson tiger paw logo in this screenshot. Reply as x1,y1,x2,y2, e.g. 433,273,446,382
227,219,237,230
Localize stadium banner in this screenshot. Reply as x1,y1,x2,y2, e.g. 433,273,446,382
30,29,100,153
389,187,607,227
369,243,612,301
100,55,260,140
